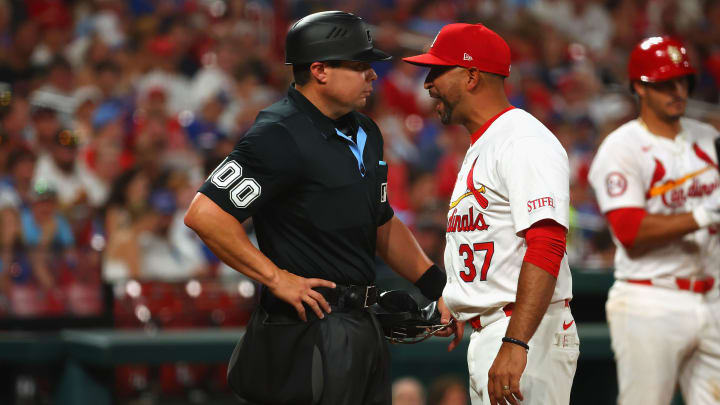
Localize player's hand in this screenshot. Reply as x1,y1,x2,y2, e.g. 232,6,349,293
488,341,527,405
268,269,336,322
694,187,720,227
434,297,465,351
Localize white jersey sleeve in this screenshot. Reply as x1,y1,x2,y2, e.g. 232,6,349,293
498,135,571,233
588,131,646,213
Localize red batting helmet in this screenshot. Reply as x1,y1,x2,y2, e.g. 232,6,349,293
628,36,695,83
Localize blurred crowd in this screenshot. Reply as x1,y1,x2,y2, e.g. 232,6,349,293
392,375,469,405
0,0,719,323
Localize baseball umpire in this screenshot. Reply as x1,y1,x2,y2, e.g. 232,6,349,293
588,36,720,405
403,23,579,405
184,11,445,405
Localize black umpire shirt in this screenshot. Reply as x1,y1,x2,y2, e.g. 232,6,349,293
199,86,394,287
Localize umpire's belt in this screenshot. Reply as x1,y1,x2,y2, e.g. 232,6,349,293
317,285,378,310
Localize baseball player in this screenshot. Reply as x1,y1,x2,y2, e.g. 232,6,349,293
588,36,720,405
403,24,579,405
184,11,445,405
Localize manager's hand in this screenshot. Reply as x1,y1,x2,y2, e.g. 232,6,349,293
434,297,465,351
488,342,526,405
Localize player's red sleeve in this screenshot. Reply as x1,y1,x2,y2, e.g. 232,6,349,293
523,219,567,278
605,208,647,249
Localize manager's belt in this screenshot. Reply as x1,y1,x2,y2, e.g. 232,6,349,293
317,285,378,310
468,299,571,331
624,277,715,294
468,303,514,331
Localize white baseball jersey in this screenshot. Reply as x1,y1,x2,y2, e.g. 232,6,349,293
442,108,573,321
588,118,720,280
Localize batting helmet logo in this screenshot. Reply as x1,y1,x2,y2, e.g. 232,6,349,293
667,46,682,65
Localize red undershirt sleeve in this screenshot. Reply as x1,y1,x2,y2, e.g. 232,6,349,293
523,219,567,278
605,208,647,249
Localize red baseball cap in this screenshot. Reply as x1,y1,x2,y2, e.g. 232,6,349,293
403,23,511,77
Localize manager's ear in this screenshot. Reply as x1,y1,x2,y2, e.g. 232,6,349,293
465,67,481,91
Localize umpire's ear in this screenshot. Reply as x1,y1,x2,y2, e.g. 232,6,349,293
309,62,329,84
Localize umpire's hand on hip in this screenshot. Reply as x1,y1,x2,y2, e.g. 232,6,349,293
268,269,336,321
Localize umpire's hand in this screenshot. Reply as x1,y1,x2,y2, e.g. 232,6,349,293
268,269,336,321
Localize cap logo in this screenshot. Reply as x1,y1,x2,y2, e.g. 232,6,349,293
667,45,682,65
430,32,440,48
366,30,372,43
463,53,473,61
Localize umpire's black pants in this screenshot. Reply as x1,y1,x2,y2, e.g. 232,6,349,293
231,304,391,405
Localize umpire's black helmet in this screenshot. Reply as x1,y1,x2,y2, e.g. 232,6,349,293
285,11,392,65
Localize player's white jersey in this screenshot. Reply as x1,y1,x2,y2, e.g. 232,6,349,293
588,118,720,280
442,108,573,321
